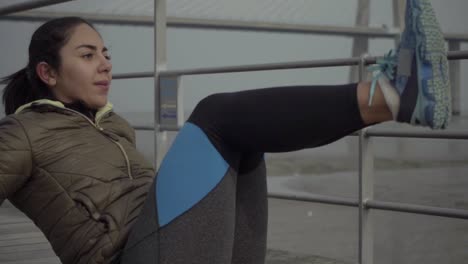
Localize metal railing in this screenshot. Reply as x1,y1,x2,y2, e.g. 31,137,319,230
2,0,466,117
2,1,468,263
137,49,468,264
129,37,468,264
3,10,468,42
0,0,73,16
111,50,468,80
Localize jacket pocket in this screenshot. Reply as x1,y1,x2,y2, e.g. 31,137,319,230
73,193,115,233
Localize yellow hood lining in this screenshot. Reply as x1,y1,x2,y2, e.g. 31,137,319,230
15,99,113,122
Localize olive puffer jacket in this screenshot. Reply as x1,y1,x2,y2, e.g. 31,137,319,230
0,99,155,264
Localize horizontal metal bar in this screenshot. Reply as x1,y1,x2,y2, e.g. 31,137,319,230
115,50,468,79
156,50,468,77
445,33,468,42
114,58,359,80
0,0,73,16
346,129,468,140
4,11,154,26
171,18,468,42
131,125,181,131
447,50,468,60
365,129,468,140
159,125,182,131
161,57,362,77
134,125,468,140
0,11,394,37
366,200,468,220
267,194,468,220
132,125,155,131
113,72,154,80
169,17,395,38
4,11,468,42
115,52,468,79
268,192,359,207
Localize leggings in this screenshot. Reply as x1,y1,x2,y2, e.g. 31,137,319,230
120,83,367,264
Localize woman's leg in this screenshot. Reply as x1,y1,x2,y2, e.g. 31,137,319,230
188,82,391,154
231,153,268,264
121,126,242,264
357,82,393,124
121,82,392,264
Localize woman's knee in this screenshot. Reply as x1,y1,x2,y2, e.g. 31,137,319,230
189,93,231,125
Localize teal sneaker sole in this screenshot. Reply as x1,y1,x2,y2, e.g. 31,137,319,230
412,0,451,129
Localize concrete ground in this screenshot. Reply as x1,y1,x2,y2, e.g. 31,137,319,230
1,160,467,264
266,166,468,264
0,200,347,264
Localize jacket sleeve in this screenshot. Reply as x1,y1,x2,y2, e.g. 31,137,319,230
0,117,33,206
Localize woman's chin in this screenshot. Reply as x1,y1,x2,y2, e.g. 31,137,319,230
86,99,108,110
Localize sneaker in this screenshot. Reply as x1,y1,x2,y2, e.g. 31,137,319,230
368,0,451,129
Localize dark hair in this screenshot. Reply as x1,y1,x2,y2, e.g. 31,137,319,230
1,17,96,115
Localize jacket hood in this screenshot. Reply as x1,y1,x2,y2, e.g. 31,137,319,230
14,99,114,122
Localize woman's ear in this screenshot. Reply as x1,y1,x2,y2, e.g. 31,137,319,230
36,62,58,86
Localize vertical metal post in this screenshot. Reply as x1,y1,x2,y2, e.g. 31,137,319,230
393,0,406,50
154,0,168,169
358,55,374,264
449,41,461,116
349,0,370,83
347,0,371,160
393,0,408,168
393,0,406,32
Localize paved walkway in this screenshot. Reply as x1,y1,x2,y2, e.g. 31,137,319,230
0,201,346,264
266,167,468,264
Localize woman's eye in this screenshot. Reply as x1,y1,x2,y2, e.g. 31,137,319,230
82,53,93,59
104,54,112,60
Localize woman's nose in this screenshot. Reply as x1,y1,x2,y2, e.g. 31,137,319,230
99,56,112,73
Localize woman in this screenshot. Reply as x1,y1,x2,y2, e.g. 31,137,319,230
0,0,451,263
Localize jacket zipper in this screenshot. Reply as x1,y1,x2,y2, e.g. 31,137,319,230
62,108,134,180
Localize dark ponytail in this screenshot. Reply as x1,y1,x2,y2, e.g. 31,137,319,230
1,16,96,115
1,68,36,115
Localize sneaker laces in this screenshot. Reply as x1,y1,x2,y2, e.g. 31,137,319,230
367,50,397,106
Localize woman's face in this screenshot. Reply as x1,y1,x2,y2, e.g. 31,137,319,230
52,23,112,109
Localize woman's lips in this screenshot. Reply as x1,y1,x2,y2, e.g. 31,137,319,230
94,81,110,92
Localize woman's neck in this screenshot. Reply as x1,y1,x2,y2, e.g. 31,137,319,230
63,100,97,120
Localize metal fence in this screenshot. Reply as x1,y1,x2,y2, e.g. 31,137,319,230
152,51,468,264
1,1,468,263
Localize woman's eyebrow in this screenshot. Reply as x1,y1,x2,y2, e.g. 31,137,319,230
75,44,108,52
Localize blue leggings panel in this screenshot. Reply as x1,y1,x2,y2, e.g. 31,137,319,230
155,122,229,227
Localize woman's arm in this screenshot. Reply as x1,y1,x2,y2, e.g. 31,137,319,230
0,117,33,205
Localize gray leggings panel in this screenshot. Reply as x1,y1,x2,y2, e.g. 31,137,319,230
120,157,267,264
